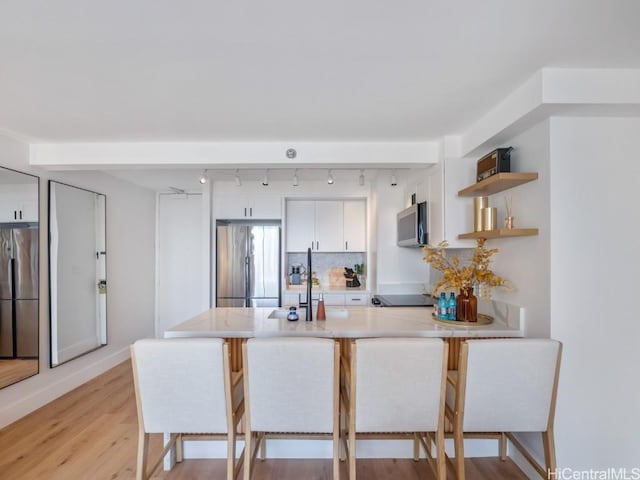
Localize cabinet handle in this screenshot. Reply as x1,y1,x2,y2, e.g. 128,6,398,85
19,210,23,220
244,207,247,216
345,241,348,250
316,241,319,250
249,207,253,217
350,298,361,301
14,211,17,220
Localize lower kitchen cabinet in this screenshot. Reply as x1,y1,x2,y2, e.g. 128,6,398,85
345,292,369,306
282,290,369,307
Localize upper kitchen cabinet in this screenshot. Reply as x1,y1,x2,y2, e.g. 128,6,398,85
213,192,282,220
0,183,39,223
286,199,366,252
409,158,475,248
343,200,366,252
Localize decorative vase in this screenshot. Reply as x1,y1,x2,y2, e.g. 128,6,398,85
456,286,478,322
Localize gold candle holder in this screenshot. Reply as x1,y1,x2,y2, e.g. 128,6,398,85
473,197,488,232
481,207,497,231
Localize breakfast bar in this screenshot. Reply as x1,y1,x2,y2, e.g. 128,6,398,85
164,302,523,370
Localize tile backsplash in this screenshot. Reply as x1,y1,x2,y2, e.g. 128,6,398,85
286,252,365,287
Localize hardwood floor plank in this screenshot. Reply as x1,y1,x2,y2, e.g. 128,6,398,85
0,360,528,479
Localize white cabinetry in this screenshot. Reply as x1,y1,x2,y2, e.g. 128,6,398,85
282,290,369,307
0,184,38,222
343,200,366,252
214,193,282,220
285,200,317,251
421,158,475,248
286,199,366,252
314,201,344,252
345,292,369,306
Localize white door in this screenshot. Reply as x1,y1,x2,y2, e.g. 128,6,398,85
157,194,204,336
343,200,366,252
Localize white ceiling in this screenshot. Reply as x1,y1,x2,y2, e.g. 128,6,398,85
2,0,640,144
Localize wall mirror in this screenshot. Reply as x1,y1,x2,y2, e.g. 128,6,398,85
0,166,39,389
49,181,106,367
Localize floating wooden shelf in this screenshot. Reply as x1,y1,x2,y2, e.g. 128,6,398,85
458,172,539,197
458,228,539,240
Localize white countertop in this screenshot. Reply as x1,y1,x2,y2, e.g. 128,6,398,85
164,303,523,339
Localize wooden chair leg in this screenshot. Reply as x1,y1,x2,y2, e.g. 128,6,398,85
136,430,149,480
435,429,446,480
175,433,184,463
227,430,236,480
454,430,465,480
348,428,356,480
243,431,253,480
413,433,420,461
259,433,266,461
542,429,557,474
499,432,507,461
333,428,340,480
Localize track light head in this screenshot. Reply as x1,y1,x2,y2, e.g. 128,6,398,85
234,169,241,186
262,169,269,186
199,170,208,184
390,169,397,187
359,169,365,186
327,169,334,185
293,169,299,187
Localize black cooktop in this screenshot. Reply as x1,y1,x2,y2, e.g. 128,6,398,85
371,294,436,307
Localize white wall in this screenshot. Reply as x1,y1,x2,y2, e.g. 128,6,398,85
0,133,156,428
549,117,640,469
374,171,428,293
481,120,552,338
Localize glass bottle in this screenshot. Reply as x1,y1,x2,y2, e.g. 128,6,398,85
456,286,478,322
438,292,448,319
447,292,457,320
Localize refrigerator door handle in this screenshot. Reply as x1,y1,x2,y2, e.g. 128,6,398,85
244,255,250,307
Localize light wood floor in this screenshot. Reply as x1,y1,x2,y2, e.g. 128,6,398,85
0,360,528,479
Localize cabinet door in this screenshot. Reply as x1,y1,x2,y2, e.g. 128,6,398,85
286,201,315,252
343,200,366,251
250,194,282,219
315,201,343,252
323,293,345,306
213,193,250,219
345,293,369,306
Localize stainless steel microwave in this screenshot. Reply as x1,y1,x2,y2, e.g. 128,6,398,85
397,201,428,247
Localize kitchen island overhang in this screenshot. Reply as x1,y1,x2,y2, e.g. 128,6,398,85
164,303,523,340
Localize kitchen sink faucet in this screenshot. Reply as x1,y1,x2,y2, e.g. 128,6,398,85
298,247,313,321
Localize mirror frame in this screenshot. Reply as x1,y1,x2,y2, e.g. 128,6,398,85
48,180,107,367
0,165,40,389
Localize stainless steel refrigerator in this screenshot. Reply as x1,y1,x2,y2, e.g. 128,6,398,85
0,225,38,358
216,221,281,307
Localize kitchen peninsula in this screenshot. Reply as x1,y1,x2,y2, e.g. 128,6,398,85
165,303,523,369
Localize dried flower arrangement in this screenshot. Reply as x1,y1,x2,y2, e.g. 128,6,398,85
422,238,512,299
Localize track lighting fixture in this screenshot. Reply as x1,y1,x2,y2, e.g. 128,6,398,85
390,169,398,187
199,170,208,184
234,169,241,186
293,169,299,187
327,169,334,185
359,169,365,186
262,169,269,186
